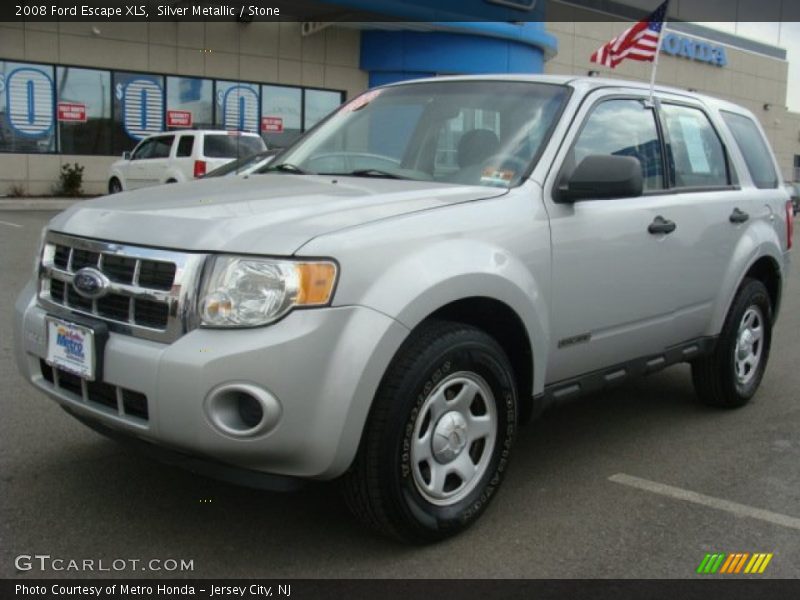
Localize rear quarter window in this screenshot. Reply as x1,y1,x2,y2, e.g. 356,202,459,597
721,111,778,189
203,134,265,158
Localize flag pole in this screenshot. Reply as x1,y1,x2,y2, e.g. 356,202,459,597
647,8,669,106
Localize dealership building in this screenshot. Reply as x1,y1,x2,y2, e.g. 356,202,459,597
1,0,798,195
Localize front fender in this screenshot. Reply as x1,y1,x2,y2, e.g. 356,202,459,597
332,239,550,396
108,167,125,187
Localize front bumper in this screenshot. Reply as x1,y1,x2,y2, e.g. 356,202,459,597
14,280,409,480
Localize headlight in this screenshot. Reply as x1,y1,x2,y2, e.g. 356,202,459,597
198,256,338,328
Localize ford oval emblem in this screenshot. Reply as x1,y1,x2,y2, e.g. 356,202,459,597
72,268,110,299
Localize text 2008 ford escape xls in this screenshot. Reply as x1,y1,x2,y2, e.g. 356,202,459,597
14,75,793,542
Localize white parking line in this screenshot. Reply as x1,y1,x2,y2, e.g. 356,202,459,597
0,220,22,228
609,473,800,531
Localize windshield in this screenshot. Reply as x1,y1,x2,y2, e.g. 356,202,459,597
268,80,568,188
203,134,266,159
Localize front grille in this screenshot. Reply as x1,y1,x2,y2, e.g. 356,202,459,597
40,359,149,421
97,293,131,321
38,232,207,343
139,261,176,290
50,279,65,303
102,254,137,284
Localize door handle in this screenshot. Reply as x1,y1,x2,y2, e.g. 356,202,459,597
729,208,750,224
648,216,677,235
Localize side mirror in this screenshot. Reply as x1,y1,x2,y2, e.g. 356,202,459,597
556,155,643,203
122,151,132,160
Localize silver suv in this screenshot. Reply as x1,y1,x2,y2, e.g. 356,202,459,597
14,76,793,542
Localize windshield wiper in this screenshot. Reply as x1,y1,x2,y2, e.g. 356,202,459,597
267,163,313,175
338,169,409,180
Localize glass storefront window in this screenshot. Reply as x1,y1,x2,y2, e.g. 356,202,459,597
304,89,343,130
166,76,213,131
260,84,302,149
112,71,165,155
215,81,259,133
0,61,55,153
0,58,342,156
56,66,112,155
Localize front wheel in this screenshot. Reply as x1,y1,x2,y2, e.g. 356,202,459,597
692,278,773,408
342,320,517,542
108,177,122,194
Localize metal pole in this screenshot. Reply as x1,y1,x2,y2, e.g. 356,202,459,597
647,22,667,107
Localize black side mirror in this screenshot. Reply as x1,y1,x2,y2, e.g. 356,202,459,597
556,154,644,203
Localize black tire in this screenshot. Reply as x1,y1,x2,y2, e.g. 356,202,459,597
108,178,122,194
342,320,518,543
165,179,177,184
692,278,773,408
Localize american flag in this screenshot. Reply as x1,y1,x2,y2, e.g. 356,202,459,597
590,1,669,68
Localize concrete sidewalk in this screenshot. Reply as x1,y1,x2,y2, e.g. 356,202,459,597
0,197,85,211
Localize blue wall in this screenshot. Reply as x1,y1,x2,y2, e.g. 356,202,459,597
316,2,558,87
361,24,554,86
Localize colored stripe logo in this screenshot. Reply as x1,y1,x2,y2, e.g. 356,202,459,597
696,552,773,574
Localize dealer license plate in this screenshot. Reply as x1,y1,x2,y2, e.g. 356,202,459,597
45,317,96,381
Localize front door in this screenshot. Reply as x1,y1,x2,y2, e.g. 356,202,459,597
545,93,700,383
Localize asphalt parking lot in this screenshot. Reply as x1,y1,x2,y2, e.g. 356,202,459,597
1,210,798,579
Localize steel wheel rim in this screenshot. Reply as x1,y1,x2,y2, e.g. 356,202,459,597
410,371,497,506
734,305,765,385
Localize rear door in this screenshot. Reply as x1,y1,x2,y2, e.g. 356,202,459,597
544,91,719,383
651,99,748,340
174,134,195,180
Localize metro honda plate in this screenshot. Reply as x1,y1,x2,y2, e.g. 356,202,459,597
45,317,95,381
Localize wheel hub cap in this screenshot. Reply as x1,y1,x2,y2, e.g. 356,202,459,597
410,372,498,506
432,411,468,463
734,306,764,385
737,330,754,359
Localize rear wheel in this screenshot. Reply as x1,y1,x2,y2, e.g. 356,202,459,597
108,177,122,194
692,278,772,408
342,320,517,542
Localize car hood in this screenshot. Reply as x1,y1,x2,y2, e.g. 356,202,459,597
50,175,507,255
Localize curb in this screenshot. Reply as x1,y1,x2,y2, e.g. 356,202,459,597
0,199,82,211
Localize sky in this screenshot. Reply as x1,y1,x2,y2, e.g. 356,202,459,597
700,22,800,111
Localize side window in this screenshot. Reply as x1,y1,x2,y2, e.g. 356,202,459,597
131,139,154,160
721,111,778,189
176,135,194,157
570,99,664,191
150,135,174,159
661,104,729,188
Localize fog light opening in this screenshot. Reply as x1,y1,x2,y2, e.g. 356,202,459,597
236,392,263,429
205,383,281,437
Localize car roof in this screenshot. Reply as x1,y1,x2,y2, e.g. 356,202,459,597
382,73,752,116
144,129,262,138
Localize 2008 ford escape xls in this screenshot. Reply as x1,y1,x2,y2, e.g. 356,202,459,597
14,75,793,542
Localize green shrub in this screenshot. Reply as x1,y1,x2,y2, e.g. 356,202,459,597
56,163,84,197
7,183,27,197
